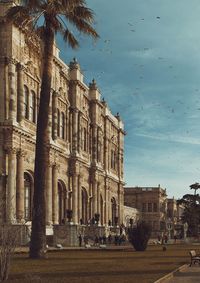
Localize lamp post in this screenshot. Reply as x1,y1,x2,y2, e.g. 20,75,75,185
166,218,172,241
183,222,188,242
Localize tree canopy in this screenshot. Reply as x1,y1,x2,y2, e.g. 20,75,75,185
177,184,200,237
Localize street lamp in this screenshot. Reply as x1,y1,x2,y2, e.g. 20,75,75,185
183,222,188,241
166,218,172,240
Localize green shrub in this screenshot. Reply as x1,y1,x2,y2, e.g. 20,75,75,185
128,221,152,251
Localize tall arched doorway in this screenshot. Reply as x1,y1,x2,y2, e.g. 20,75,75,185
111,197,117,226
81,188,88,224
24,172,33,221
58,181,68,224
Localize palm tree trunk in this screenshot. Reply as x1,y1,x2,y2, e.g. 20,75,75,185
29,21,54,259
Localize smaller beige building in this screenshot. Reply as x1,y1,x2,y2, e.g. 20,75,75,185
124,186,184,238
124,186,167,237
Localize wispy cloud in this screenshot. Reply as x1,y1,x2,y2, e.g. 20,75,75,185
135,132,200,146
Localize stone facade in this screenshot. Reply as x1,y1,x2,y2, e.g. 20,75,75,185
0,1,125,231
167,198,184,237
124,186,168,236
123,205,140,227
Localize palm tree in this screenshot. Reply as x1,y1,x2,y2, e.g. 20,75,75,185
190,182,200,196
6,0,99,258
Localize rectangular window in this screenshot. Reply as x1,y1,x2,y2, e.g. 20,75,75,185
30,91,36,123
142,203,146,212
24,88,29,119
148,203,152,212
153,203,157,212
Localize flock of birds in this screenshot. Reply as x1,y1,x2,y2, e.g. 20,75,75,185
77,14,200,139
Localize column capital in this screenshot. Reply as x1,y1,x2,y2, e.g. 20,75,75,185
16,62,25,72
5,147,17,155
17,149,26,157
52,90,60,98
52,163,60,171
70,106,79,113
5,57,17,66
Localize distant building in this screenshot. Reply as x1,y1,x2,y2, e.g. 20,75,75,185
124,186,167,236
124,186,185,238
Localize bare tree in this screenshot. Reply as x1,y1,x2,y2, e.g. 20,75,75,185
0,200,25,282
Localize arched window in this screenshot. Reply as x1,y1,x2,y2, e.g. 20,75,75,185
57,109,60,137
111,149,114,169
111,198,117,226
30,91,36,123
60,112,65,139
81,189,88,224
58,182,67,224
24,173,32,220
24,86,29,119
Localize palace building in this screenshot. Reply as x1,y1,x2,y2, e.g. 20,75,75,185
0,1,125,231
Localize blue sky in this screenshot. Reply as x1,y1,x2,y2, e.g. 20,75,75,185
57,0,200,199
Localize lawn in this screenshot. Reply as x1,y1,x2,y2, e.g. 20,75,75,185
6,244,197,283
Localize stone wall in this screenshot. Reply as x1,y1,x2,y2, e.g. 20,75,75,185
53,224,79,247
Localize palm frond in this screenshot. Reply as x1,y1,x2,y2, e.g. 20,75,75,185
62,28,79,49
66,16,99,39
71,6,96,23
49,16,63,33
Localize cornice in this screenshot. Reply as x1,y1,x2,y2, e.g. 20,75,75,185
69,79,88,92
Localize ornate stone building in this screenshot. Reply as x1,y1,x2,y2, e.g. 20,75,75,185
0,1,125,230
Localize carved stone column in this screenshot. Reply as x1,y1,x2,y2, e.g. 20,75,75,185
92,178,97,216
78,175,82,223
72,173,78,224
77,112,81,152
17,63,24,123
4,58,9,120
52,91,58,140
8,60,16,122
48,104,52,140
105,183,109,226
46,163,52,225
92,124,98,162
108,190,111,224
118,185,124,225
72,108,78,153
52,164,59,224
7,147,17,223
16,150,25,222
97,181,100,214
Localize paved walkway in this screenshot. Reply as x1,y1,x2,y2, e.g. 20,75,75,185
166,265,200,283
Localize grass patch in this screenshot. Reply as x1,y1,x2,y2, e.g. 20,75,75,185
6,244,197,283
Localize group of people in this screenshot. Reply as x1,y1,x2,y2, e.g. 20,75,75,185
157,234,168,244
78,233,126,247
